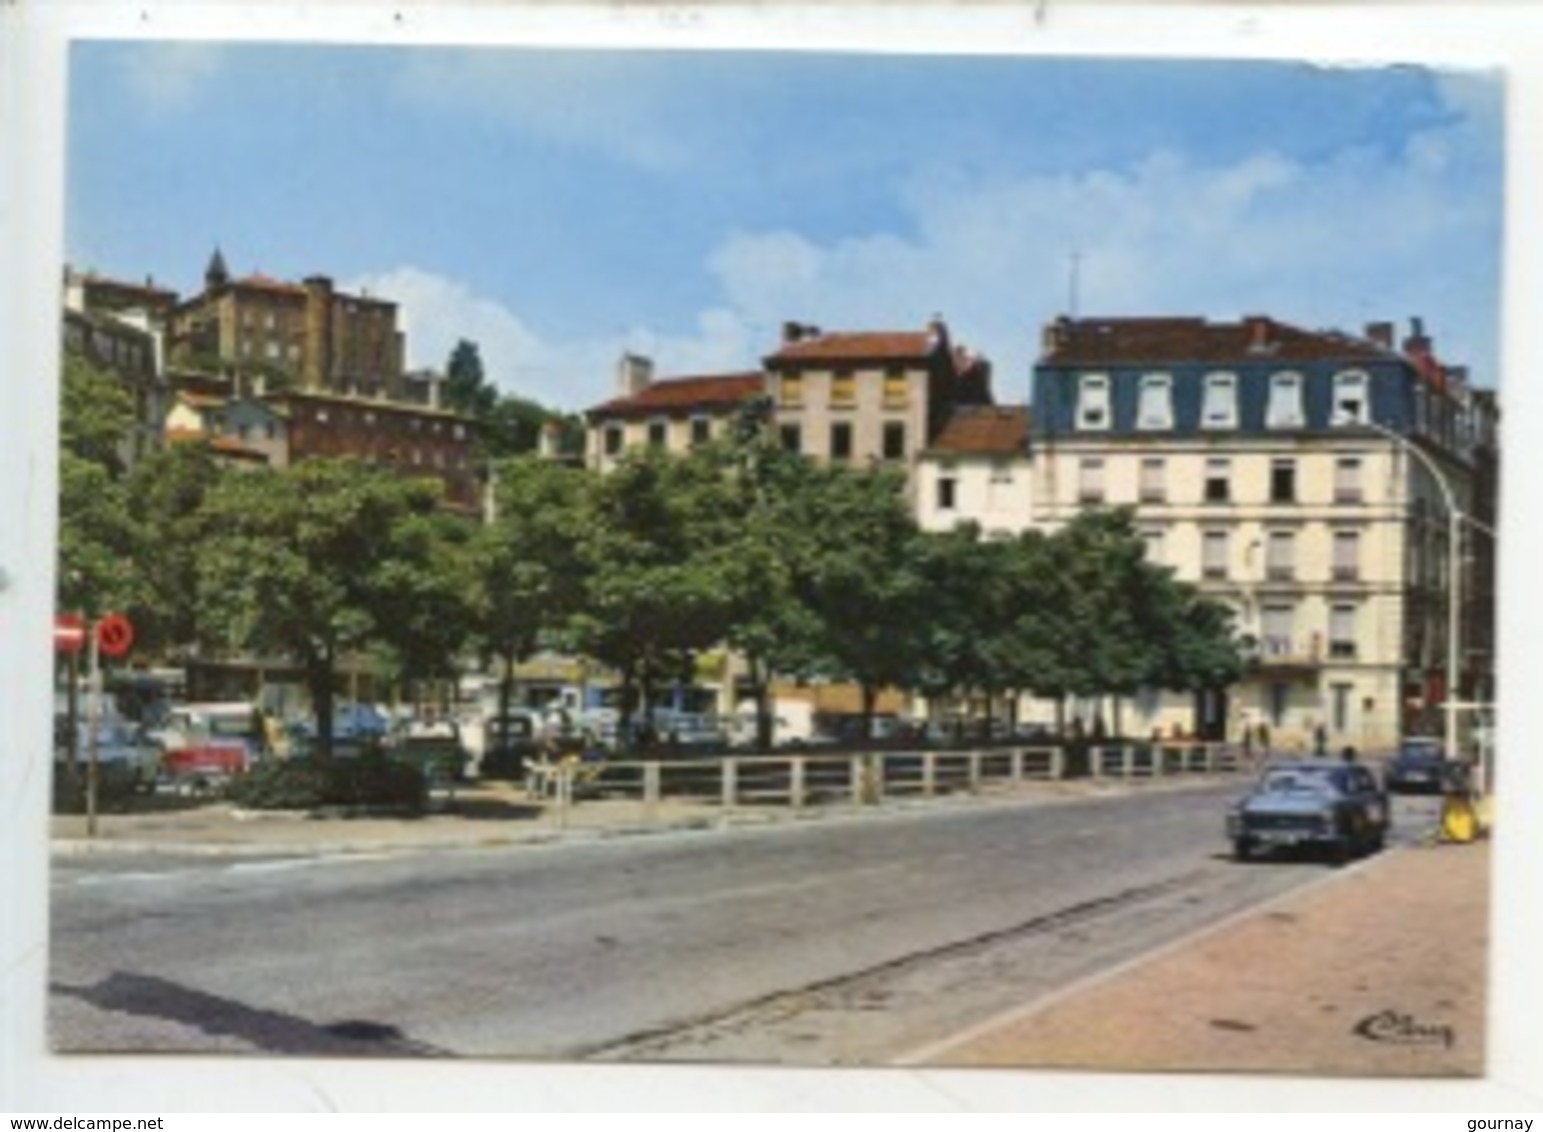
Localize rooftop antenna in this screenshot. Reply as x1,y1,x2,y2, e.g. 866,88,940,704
1067,249,1083,318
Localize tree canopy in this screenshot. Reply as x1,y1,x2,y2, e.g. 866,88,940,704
194,458,467,757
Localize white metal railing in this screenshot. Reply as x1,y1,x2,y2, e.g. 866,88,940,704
521,742,1245,824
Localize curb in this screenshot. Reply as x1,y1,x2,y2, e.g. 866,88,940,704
50,774,1251,860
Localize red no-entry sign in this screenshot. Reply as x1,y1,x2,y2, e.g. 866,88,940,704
54,613,86,655
95,613,135,658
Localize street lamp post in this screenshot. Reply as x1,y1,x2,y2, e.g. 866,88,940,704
1350,414,1464,778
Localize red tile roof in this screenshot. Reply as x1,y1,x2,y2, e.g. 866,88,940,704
1040,316,1396,367
928,405,1031,456
165,430,270,463
766,330,939,366
587,372,766,419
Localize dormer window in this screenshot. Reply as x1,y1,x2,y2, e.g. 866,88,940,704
1267,371,1305,429
1077,373,1110,430
1333,370,1371,425
1137,373,1173,430
1201,372,1238,429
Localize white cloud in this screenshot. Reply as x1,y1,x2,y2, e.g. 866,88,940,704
346,268,759,411
352,73,1499,413
702,121,1499,393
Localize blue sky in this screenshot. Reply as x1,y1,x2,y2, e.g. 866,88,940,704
66,42,1503,411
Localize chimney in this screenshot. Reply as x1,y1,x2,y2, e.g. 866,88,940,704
428,374,442,410
1402,316,1432,357
1042,316,1071,355
927,313,950,354
1243,314,1271,353
617,352,654,398
302,275,334,391
1364,321,1395,349
781,321,821,344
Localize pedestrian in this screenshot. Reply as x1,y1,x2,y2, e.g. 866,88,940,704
1314,722,1328,758
1340,744,1358,764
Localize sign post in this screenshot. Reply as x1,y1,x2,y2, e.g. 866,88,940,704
84,624,102,838
80,613,134,838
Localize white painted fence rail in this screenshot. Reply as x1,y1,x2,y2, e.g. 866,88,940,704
526,742,1247,823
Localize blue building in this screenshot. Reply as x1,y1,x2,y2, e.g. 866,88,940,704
1026,314,1496,753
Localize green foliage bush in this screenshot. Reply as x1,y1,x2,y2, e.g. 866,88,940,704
51,761,143,814
227,755,427,813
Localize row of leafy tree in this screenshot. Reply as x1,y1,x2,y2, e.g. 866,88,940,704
59,351,1246,757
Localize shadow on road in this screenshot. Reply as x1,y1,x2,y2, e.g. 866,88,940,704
51,972,447,1057
430,794,544,821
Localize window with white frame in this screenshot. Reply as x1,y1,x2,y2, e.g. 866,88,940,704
1329,603,1358,658
1203,457,1231,504
1078,457,1106,503
1333,370,1370,425
1265,529,1296,581
1137,373,1173,430
603,425,624,456
1139,457,1166,503
1332,529,1361,581
1141,528,1165,567
1334,456,1364,504
1261,603,1295,656
1076,373,1111,430
1201,372,1238,429
1202,529,1229,579
1266,371,1305,429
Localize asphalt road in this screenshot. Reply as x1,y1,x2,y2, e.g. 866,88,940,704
48,783,1444,1065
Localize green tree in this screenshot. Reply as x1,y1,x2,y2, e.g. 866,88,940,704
471,455,592,726
1029,509,1245,735
123,441,227,656
443,339,496,418
707,401,829,747
571,447,742,745
789,463,927,737
911,523,1026,733
442,339,569,459
195,458,464,758
57,354,142,617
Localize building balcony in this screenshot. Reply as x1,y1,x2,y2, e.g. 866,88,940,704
1247,634,1322,674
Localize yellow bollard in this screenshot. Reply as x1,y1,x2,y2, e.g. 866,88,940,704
1473,794,1494,837
1440,791,1478,843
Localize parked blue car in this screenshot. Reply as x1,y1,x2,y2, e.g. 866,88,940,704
1226,759,1389,863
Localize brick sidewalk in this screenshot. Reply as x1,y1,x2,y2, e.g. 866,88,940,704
918,840,1489,1077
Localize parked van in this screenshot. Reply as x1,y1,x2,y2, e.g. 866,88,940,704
729,699,820,749
151,701,265,786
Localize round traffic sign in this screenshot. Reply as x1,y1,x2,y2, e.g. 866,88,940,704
54,613,86,654
95,613,135,658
